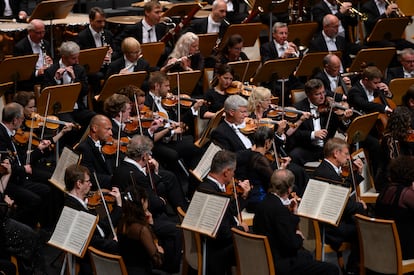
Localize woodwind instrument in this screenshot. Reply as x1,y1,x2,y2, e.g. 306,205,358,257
40,40,49,68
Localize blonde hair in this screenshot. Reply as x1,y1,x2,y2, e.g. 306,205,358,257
121,37,141,54
247,86,271,113
169,32,198,58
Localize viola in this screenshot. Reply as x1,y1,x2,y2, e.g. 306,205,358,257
373,90,397,134
25,113,80,130
225,83,256,97
124,116,154,133
225,179,245,196
240,117,258,135
87,188,116,209
162,93,203,108
101,137,129,155
13,128,40,147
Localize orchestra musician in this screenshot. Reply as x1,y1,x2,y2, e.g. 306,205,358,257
117,185,164,275
402,85,414,129
76,7,114,94
13,19,53,91
312,138,366,275
198,150,250,275
289,79,353,166
386,48,414,83
253,169,339,275
103,93,132,139
187,0,229,36
63,164,122,274
0,0,28,21
0,102,51,228
111,135,185,274
260,22,303,106
214,34,249,67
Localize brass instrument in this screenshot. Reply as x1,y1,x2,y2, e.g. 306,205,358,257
335,0,368,21
384,0,405,17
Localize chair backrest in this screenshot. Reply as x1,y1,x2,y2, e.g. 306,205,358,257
194,108,224,148
88,246,128,275
177,207,203,275
290,89,306,104
355,214,402,275
231,228,275,275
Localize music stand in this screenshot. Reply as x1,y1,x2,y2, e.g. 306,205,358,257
288,22,319,48
218,23,266,51
295,51,342,79
397,0,414,16
141,42,165,67
227,60,261,83
366,17,410,43
97,72,147,102
29,0,76,57
0,54,39,93
162,3,203,18
346,112,379,149
167,70,202,95
197,33,218,57
253,58,300,108
348,47,396,74
38,83,81,115
389,78,414,106
78,47,108,74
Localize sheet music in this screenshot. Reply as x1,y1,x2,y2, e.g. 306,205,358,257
190,143,221,181
49,147,79,191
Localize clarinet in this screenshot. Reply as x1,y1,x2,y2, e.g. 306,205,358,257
40,40,49,68
101,32,111,65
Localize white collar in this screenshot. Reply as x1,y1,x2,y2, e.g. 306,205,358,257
207,175,226,192
0,122,15,137
68,192,89,210
322,31,336,42
324,158,342,175
142,18,153,31
124,156,146,175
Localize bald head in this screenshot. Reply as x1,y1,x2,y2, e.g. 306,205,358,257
90,115,112,142
212,0,227,22
323,53,342,77
323,14,339,38
27,19,46,44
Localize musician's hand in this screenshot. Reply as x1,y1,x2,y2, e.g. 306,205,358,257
65,66,75,79
343,76,351,86
238,180,251,199
296,229,305,240
353,158,364,175
284,43,298,58
24,164,32,174
290,197,299,212
109,187,122,207
240,223,249,232
314,129,328,139
339,1,352,14
4,195,14,207
147,157,159,174
119,68,131,74
145,209,154,225
38,139,51,151
173,126,184,134
386,3,398,16
277,119,287,134
149,118,163,133
62,123,74,133
344,109,353,118
1,159,11,174
180,56,191,71
359,199,367,210
377,83,390,94
45,56,53,66
280,156,291,169
156,243,164,254
300,112,311,120
55,68,66,80
193,99,205,111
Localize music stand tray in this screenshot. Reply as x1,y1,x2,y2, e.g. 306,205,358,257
349,47,396,73
78,47,108,74
219,23,267,50
389,78,414,106
397,0,414,16
29,0,76,21
97,72,147,102
141,42,165,67
346,112,379,145
168,70,202,95
0,54,39,84
366,17,410,43
38,83,81,115
162,3,204,18
197,33,218,57
228,60,261,83
288,22,319,48
295,51,342,78
253,58,300,84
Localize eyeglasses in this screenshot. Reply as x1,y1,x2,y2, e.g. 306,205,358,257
33,30,46,35
402,60,414,63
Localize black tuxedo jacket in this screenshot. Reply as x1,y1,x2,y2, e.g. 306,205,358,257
13,36,51,56
348,81,387,114
64,194,120,253
291,98,341,147
253,193,303,274
76,136,114,189
260,40,280,63
76,27,113,50
312,70,347,100
211,121,250,152
0,0,24,19
42,62,89,108
187,17,228,36
308,32,346,53
386,66,405,84
361,0,395,37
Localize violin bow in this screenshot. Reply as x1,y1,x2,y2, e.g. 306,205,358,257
40,91,52,140
272,139,281,170
93,172,117,241
115,112,122,168
348,158,360,202
26,116,36,165
231,178,243,224
145,153,157,194
176,72,182,141
133,93,143,136
324,78,340,130
241,61,250,84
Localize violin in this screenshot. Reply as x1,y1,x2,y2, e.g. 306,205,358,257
225,179,244,196
101,137,129,155
267,106,313,121
225,83,256,97
87,189,116,209
162,93,204,108
317,100,362,117
124,116,154,133
373,89,397,134
406,129,414,143
13,128,40,147
25,113,81,130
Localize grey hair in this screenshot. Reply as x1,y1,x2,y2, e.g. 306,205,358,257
272,22,287,33
126,135,154,160
169,32,198,58
224,95,248,112
59,41,80,56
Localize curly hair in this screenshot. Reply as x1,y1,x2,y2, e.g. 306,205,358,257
119,185,149,227
169,32,198,59
385,106,412,141
388,156,414,186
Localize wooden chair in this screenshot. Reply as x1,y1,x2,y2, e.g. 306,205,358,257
290,89,306,104
231,228,275,275
312,220,351,271
88,246,128,275
194,108,224,148
177,207,203,275
355,214,414,275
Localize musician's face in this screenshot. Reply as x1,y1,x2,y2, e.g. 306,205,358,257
80,173,92,197
335,147,350,167
218,72,233,90
228,42,243,60
325,58,341,77
363,77,381,91
62,53,79,66
121,103,132,122
125,46,142,62
29,23,45,44
401,54,414,72
212,2,227,22
273,26,288,44
24,99,36,117
146,6,162,25
96,118,113,142
90,12,106,33
309,87,326,106
324,19,339,38
259,96,271,110
189,40,199,55
13,112,24,130
230,106,248,125
158,80,170,97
